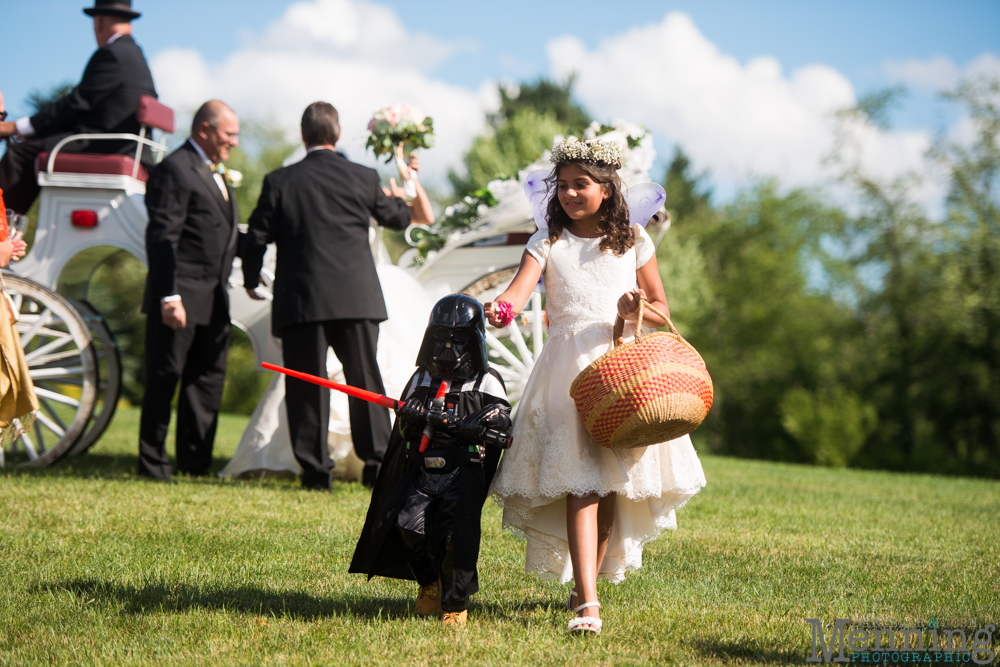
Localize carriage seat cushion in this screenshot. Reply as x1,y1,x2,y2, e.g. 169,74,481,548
35,152,149,182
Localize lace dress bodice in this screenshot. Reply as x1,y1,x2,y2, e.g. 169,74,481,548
526,226,653,337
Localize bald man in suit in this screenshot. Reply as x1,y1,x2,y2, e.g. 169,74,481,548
138,100,240,480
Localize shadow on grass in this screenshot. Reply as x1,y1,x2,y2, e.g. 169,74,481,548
0,452,298,488
40,579,552,622
693,638,804,665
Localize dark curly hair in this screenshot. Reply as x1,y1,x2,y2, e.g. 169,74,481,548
545,161,634,256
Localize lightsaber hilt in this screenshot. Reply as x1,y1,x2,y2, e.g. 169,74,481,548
419,380,449,453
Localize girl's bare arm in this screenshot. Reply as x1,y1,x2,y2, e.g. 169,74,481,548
617,254,670,327
484,251,543,327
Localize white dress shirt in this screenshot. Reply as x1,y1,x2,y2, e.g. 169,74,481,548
188,138,229,200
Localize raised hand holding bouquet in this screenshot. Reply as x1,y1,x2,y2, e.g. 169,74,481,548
366,103,434,198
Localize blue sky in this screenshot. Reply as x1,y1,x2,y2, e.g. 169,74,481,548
3,0,998,195
5,0,998,122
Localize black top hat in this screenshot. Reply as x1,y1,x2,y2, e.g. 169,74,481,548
83,0,141,20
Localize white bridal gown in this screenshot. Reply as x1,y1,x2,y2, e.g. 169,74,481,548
219,261,436,480
490,225,707,583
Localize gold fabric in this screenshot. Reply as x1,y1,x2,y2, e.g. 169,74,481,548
0,300,39,434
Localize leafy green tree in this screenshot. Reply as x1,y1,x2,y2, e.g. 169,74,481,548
491,76,591,133
668,178,861,462
662,147,712,223
87,252,148,405
816,78,1000,477
449,109,565,197
449,78,591,198
915,77,1000,475
26,82,75,114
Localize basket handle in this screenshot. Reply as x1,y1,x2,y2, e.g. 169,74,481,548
613,297,679,347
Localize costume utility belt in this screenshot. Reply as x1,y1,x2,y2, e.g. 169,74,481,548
405,442,486,471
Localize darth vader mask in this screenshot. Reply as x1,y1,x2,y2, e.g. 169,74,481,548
415,294,490,378
429,327,474,377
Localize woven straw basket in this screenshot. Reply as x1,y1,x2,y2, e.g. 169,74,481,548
569,299,713,450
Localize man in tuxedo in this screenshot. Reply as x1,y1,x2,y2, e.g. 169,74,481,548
242,101,432,490
0,0,157,213
138,100,240,480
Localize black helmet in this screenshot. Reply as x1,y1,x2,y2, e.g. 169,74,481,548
416,294,489,377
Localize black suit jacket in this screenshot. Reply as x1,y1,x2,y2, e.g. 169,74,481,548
143,141,239,325
241,149,411,335
30,34,157,161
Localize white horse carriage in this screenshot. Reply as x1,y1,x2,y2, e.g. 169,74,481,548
1,97,668,473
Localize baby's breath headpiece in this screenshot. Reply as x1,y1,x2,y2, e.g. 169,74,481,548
550,137,623,168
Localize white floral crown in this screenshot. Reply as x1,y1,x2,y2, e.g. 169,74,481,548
550,137,623,167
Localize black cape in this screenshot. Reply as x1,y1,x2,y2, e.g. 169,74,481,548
348,368,506,580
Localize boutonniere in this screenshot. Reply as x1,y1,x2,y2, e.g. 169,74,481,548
216,164,243,188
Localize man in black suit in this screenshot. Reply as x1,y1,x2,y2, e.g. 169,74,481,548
242,101,432,490
138,100,241,481
0,0,157,214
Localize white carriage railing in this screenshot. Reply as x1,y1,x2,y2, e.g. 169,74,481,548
44,132,170,181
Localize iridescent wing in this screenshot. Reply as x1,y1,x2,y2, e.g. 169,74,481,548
523,169,552,231
624,182,666,227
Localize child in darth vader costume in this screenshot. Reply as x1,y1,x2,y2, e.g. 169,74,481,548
349,294,511,627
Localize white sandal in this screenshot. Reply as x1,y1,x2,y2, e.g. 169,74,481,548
567,601,602,635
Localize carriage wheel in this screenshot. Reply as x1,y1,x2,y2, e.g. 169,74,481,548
66,301,122,456
462,267,547,406
0,274,98,467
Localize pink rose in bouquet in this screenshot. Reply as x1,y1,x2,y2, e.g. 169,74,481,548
366,102,434,163
366,102,435,197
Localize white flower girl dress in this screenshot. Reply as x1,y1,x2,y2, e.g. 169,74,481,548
490,224,707,583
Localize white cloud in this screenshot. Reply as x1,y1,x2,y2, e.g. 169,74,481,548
546,12,934,193
884,55,961,91
150,2,965,208
150,0,491,189
259,0,456,71
885,52,1000,92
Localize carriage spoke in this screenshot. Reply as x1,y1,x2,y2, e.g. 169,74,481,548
19,309,53,347
505,321,534,369
530,292,544,357
39,397,69,432
35,410,66,438
33,387,81,408
25,348,83,366
484,330,527,372
28,366,86,380
24,334,74,363
19,428,38,460
34,420,48,453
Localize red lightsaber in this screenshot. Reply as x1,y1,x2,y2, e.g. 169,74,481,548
261,362,401,409
419,380,449,453
262,362,510,451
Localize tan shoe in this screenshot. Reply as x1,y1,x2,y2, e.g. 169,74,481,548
442,610,467,627
415,580,442,617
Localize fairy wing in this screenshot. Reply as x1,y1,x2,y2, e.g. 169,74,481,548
523,169,552,231
624,183,666,228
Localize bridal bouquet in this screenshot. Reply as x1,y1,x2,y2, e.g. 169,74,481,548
366,103,434,197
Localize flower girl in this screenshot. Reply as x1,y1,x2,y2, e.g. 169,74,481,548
486,138,707,635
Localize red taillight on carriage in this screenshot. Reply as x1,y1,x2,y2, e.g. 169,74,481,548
70,210,99,227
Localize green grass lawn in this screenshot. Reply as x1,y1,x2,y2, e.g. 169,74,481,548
2,408,997,666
